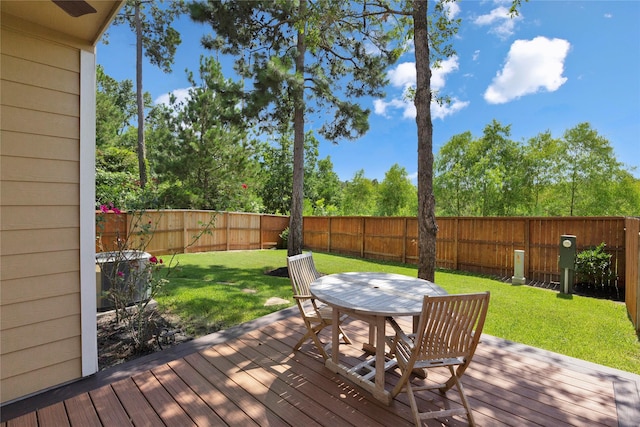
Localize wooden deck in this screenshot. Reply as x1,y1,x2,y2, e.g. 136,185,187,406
2,307,639,426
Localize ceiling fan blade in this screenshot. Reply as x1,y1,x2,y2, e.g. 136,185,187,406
52,0,97,17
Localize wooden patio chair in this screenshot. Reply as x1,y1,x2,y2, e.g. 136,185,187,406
386,292,490,427
287,252,351,359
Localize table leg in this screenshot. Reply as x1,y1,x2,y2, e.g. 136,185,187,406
332,307,340,365
373,315,387,403
362,323,376,354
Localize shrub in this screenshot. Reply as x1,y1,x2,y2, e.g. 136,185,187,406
575,242,616,290
278,227,289,249
96,205,216,353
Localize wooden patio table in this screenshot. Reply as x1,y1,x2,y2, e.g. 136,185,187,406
310,271,448,405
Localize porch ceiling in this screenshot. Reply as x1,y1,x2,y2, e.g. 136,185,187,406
1,0,123,45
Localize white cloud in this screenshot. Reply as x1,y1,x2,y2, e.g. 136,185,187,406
442,1,460,19
387,62,416,89
432,56,459,90
484,36,570,104
374,95,469,120
386,56,460,92
604,13,613,19
432,98,470,120
474,5,522,39
154,87,192,106
375,56,468,120
373,98,406,117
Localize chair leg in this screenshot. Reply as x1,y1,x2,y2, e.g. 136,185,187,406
398,368,475,426
293,329,313,351
443,359,471,392
309,327,330,360
294,321,330,359
449,366,476,426
293,320,351,361
338,325,351,344
405,382,422,427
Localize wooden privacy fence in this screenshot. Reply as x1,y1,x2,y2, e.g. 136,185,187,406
96,210,289,255
303,216,632,284
96,211,640,331
303,216,640,331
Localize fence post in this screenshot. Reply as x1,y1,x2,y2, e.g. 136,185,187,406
182,211,188,254
402,217,408,264
524,217,530,282
226,212,230,251
260,214,264,250
327,216,331,253
360,217,365,259
453,218,459,270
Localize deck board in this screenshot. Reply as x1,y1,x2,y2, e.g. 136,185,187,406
184,352,288,427
132,370,197,427
2,307,638,426
167,358,260,427
36,402,70,427
110,378,164,427
150,364,225,426
87,386,131,427
63,393,101,427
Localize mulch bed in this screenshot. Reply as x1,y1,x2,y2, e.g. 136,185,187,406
97,306,193,371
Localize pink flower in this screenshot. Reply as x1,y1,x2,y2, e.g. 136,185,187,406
99,203,121,214
159,259,163,264
149,256,158,264
117,271,124,277
242,183,248,189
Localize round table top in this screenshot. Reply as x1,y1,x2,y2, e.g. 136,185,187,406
310,272,448,317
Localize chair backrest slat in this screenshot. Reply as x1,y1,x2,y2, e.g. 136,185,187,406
415,293,489,361
287,252,321,298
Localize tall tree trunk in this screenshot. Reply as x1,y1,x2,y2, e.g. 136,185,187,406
414,0,437,281
288,0,306,256
135,2,147,189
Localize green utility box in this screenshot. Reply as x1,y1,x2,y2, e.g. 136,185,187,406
559,235,576,294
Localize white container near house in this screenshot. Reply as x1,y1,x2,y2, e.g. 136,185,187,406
95,250,152,311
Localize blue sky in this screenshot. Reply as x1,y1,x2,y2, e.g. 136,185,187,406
98,1,640,182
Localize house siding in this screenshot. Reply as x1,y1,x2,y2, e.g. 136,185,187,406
0,22,84,403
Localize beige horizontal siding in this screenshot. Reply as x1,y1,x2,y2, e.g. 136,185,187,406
1,359,82,405
1,293,81,331
1,337,81,380
1,228,79,256
1,80,79,117
0,181,79,206
1,250,80,281
0,273,80,305
0,54,79,94
1,105,79,139
1,315,81,355
0,27,80,71
0,131,79,161
0,206,79,231
0,22,84,404
1,155,79,183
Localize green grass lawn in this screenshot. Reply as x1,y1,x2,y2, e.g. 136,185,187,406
155,249,640,375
